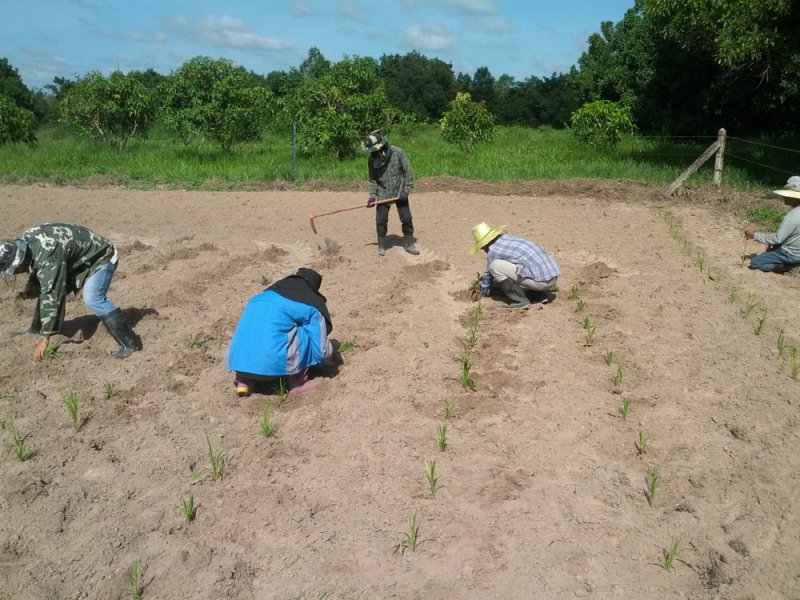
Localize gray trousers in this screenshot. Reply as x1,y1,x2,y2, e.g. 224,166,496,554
489,259,558,292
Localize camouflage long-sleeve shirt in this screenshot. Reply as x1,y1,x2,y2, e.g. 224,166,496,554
22,224,115,336
367,145,413,200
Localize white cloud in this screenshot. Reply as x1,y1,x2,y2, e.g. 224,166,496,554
338,1,367,23
466,15,514,34
173,14,293,51
404,24,453,51
290,2,320,17
400,0,497,14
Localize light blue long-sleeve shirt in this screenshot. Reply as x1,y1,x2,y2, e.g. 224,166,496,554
755,205,800,258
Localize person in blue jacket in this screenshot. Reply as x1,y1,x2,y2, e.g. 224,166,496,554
228,267,333,397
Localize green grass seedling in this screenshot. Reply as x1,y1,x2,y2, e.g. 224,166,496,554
127,560,143,600
443,399,456,419
189,433,227,485
468,301,483,328
436,424,448,452
43,339,62,360
6,419,33,461
741,294,759,318
619,397,630,421
647,468,660,507
582,316,593,330
728,287,738,303
694,256,705,272
568,284,581,300
635,431,648,456
187,335,206,349
166,359,185,372
258,405,277,438
206,434,226,480
663,539,680,571
464,329,477,351
603,350,614,365
754,312,767,335
612,365,624,389
425,460,439,497
180,494,196,523
788,346,799,378
459,349,475,390
336,340,358,354
392,511,420,555
777,329,785,358
104,382,116,400
575,299,587,312
61,390,81,431
584,326,596,347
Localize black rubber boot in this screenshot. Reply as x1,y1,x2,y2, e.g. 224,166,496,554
378,236,387,257
403,235,420,255
100,309,139,359
498,279,530,309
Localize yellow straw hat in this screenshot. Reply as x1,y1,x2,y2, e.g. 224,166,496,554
469,222,507,254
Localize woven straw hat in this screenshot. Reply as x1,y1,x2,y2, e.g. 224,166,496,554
469,222,507,254
773,175,800,200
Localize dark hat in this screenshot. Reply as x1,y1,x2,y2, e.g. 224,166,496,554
295,267,322,292
0,239,28,279
362,132,388,153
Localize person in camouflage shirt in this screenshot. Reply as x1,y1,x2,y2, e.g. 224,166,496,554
363,132,419,256
0,223,139,361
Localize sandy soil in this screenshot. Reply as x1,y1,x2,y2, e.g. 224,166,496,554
1,180,798,600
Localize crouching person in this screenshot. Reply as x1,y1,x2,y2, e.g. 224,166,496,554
227,268,333,397
0,223,139,361
469,221,560,308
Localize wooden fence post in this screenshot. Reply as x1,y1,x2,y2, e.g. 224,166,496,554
713,128,726,187
667,129,725,196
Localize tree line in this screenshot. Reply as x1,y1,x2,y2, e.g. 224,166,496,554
1,0,798,153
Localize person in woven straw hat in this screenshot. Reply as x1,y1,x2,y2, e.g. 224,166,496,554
469,222,560,308
745,176,800,274
362,131,419,256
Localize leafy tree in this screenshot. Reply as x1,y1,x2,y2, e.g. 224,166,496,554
0,94,37,145
284,56,394,158
0,59,34,113
645,0,800,98
569,99,635,148
60,71,156,148
298,47,331,79
378,51,456,122
470,66,496,107
128,68,167,91
439,91,495,152
161,57,272,151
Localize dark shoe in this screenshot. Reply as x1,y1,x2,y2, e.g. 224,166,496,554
498,279,530,309
403,236,420,255
378,236,387,257
100,309,139,359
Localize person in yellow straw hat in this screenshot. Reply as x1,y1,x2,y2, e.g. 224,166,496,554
469,222,560,308
744,176,800,274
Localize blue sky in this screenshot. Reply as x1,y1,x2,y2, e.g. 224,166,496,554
2,1,635,90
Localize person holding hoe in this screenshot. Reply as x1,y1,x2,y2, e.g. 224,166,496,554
745,175,800,275
227,267,334,397
363,132,419,256
469,222,560,308
0,223,139,361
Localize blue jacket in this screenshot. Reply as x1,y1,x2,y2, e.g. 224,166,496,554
227,290,332,376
